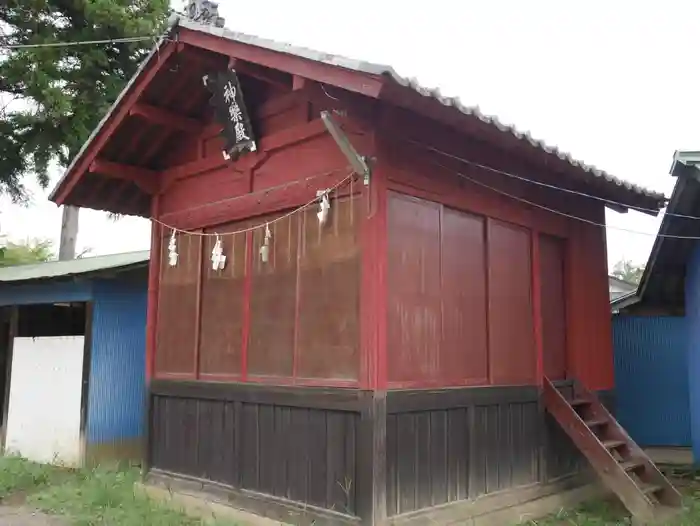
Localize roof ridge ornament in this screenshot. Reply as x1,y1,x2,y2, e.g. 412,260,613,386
185,0,225,28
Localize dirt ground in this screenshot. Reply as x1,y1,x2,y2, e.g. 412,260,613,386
0,506,66,526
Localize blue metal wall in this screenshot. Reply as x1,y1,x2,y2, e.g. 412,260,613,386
613,315,690,447
86,277,147,447
0,279,92,306
686,242,700,461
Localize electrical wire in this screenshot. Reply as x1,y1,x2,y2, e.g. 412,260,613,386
446,164,699,240
403,138,681,218
0,35,158,50
151,169,357,237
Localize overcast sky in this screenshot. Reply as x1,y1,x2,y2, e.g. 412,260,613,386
2,1,698,269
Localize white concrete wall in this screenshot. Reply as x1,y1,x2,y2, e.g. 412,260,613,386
5,336,85,466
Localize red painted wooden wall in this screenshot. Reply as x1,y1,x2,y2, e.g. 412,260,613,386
150,82,374,387
148,75,614,392
377,107,614,392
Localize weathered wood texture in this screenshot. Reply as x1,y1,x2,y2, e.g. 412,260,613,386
150,380,361,517
385,386,584,517
155,195,362,385
386,192,539,388
149,383,589,522
382,127,614,391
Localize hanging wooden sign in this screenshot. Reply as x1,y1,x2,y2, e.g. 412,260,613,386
205,70,257,159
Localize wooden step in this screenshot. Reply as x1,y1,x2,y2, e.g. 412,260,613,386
584,418,607,428
542,376,683,523
640,483,662,496
602,439,626,450
620,459,645,473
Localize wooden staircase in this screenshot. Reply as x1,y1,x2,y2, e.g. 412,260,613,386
542,377,683,524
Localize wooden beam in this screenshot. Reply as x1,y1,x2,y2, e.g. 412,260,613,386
130,103,205,133
177,27,384,98
184,46,291,90
137,69,200,167
235,60,291,89
52,40,177,205
89,159,159,194
292,75,306,91
160,169,358,232
161,118,327,188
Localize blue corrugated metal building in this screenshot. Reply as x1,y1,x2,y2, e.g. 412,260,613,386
612,150,700,464
0,251,149,465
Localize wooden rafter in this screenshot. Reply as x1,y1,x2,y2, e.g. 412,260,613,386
52,41,178,205
89,159,159,194
232,59,291,89
129,102,205,133
138,73,208,168
178,28,382,95
183,48,292,90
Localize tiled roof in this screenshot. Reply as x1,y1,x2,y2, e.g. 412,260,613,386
50,15,666,208
175,16,665,206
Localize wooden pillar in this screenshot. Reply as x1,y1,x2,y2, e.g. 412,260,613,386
145,195,161,382
360,157,388,391
532,231,544,385
356,391,387,525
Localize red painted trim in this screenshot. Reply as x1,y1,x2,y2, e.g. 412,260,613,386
145,195,161,382
359,152,387,390
177,30,384,98
386,169,570,239
160,169,357,232
482,218,491,386
240,231,253,381
193,231,204,379
89,159,159,194
234,59,291,89
53,41,177,205
245,376,359,388
375,169,388,391
161,118,327,189
135,68,200,169
387,378,490,390
154,372,197,380
199,373,243,382
292,75,306,91
531,231,544,386
130,102,205,132
292,214,302,383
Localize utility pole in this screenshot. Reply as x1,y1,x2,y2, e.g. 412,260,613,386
58,205,78,260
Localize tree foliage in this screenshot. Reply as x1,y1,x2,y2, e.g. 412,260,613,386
611,258,645,285
0,0,170,202
0,238,54,266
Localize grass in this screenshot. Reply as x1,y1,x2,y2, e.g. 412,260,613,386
6,456,700,526
522,466,700,525
0,456,238,525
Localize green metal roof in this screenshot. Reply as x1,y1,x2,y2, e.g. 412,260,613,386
0,250,150,283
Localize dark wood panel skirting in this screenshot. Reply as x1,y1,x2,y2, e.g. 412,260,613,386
150,378,365,411
147,381,602,524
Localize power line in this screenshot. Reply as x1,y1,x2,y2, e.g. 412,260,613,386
443,162,699,240
403,138,686,219
0,35,157,50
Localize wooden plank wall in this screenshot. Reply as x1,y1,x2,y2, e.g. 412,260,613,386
384,385,582,516
386,192,540,388
148,383,587,521
149,381,360,516
154,195,362,385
